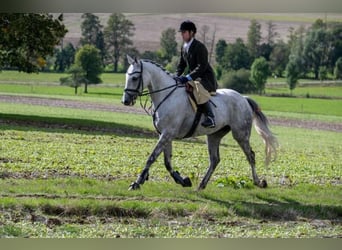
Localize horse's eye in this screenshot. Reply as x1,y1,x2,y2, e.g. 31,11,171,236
132,76,138,81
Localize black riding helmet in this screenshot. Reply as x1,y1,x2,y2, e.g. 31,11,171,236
178,20,197,34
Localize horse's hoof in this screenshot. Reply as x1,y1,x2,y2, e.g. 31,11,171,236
259,179,267,188
128,182,140,190
182,177,192,187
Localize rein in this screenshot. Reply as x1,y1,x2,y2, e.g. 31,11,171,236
124,60,185,115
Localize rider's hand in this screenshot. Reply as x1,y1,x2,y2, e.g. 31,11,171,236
177,76,189,84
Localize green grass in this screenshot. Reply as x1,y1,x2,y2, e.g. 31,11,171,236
0,102,153,132
0,83,124,104
0,70,125,85
0,71,341,237
250,95,342,116
1,111,341,237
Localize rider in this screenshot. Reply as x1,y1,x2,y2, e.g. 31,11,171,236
176,20,217,128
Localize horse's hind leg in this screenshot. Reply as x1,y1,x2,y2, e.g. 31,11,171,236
198,127,230,190
233,130,267,188
163,141,192,187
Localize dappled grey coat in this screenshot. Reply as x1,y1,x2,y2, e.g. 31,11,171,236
176,38,218,93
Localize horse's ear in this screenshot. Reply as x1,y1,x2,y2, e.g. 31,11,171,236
127,55,135,65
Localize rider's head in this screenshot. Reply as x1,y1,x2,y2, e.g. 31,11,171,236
179,20,196,42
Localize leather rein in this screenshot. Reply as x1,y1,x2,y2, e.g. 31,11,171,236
124,60,185,116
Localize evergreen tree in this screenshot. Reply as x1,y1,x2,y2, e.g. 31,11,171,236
54,42,76,72
215,39,227,65
80,13,106,65
266,21,278,46
287,25,307,78
247,19,262,60
104,13,135,73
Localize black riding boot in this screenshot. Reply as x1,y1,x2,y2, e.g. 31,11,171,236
199,102,215,128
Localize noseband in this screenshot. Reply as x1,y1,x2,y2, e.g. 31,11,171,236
124,61,144,99
124,60,185,115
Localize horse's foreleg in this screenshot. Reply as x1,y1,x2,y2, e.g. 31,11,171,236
163,141,192,187
198,134,222,190
129,133,171,190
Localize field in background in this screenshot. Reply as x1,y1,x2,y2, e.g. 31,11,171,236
60,13,342,52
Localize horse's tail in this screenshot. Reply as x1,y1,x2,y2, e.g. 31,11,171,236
245,97,278,166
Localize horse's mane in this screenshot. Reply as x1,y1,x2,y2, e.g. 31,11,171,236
141,59,173,76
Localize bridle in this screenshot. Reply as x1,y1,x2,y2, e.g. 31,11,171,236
124,60,185,115
123,61,144,102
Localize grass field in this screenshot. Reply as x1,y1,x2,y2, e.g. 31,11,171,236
0,71,341,237
0,118,341,237
0,70,125,85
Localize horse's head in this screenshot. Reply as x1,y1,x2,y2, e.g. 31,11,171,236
122,55,144,106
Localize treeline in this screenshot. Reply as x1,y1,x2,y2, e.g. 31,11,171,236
35,14,342,94
1,13,341,94
215,19,342,94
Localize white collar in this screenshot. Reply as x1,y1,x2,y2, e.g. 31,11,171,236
183,38,194,53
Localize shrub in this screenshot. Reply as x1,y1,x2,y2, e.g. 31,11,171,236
220,69,255,94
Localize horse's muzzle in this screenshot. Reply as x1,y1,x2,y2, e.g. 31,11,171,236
122,93,137,106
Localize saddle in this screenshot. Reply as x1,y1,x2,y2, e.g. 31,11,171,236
186,80,214,112
183,80,216,138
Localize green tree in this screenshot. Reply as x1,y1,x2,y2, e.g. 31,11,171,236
60,64,88,95
287,25,306,78
247,19,262,60
266,21,278,46
75,44,103,93
327,22,342,72
54,42,76,72
258,43,273,61
286,55,301,94
250,57,269,94
303,27,331,79
269,40,290,77
215,39,227,65
221,69,255,94
104,13,135,73
221,38,250,71
334,57,342,80
160,28,177,63
0,13,67,72
80,13,106,65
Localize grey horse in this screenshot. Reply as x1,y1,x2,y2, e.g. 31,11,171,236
122,55,278,191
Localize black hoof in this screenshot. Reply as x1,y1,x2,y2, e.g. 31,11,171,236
182,177,192,187
259,179,267,188
128,182,140,190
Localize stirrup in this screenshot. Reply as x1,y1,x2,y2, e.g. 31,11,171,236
201,117,215,128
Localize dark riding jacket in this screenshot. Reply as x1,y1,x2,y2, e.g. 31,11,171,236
176,38,217,93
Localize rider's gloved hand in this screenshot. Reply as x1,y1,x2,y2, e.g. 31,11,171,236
177,76,189,84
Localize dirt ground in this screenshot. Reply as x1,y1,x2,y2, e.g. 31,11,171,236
1,94,341,133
